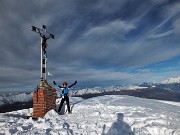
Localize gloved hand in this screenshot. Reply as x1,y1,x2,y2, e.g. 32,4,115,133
75,80,77,84
53,81,56,85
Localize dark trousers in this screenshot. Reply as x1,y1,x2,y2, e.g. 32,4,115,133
58,96,71,113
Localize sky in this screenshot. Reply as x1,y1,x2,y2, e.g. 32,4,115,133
0,0,180,88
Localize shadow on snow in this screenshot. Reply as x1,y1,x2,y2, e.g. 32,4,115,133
102,113,135,135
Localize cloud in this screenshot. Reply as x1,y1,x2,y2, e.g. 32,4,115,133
150,0,168,4
164,1,180,17
84,20,136,39
93,0,127,15
0,67,39,85
1,0,180,88
148,0,180,36
148,30,174,39
173,18,180,34
48,65,159,87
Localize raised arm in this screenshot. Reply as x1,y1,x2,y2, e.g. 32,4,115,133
68,81,77,88
53,81,63,88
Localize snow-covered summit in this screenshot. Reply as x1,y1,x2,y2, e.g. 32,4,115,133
0,95,179,135
139,77,180,87
161,77,180,84
138,77,180,93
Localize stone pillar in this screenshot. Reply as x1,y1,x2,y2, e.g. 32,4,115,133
33,80,56,118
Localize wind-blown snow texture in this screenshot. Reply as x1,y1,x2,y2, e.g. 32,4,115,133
0,95,180,135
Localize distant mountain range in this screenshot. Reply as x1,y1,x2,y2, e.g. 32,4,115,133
0,77,180,113
74,77,180,102
139,77,180,93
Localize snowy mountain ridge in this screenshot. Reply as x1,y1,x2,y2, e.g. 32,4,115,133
139,77,180,93
1,76,180,109
161,77,180,84
0,85,143,107
1,78,180,108
74,85,147,96
140,77,180,86
74,77,180,96
0,93,32,106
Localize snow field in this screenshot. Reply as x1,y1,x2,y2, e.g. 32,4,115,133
0,95,179,135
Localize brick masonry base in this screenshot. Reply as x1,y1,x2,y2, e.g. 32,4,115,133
33,89,57,118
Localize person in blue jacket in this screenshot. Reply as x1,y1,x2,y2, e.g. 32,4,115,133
53,80,77,114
